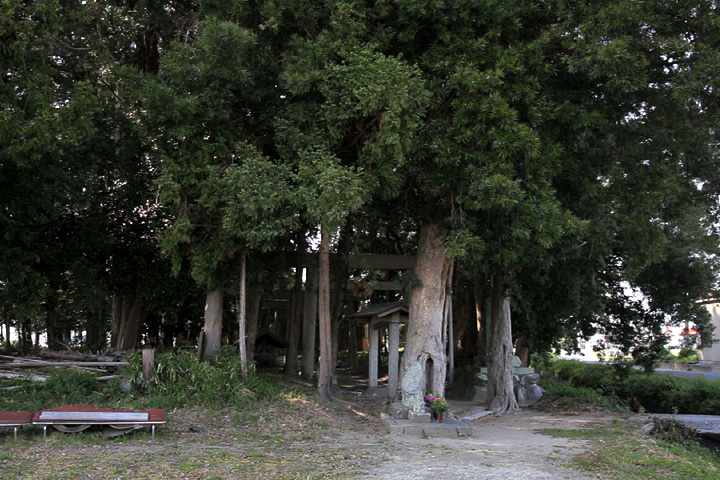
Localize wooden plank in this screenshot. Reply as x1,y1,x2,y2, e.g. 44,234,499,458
38,411,149,422
347,254,416,270
2,361,128,368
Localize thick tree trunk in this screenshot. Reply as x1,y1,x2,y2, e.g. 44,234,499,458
202,287,224,359
402,222,449,396
246,287,261,362
486,267,519,415
317,225,333,400
237,252,249,383
302,263,319,381
284,259,304,376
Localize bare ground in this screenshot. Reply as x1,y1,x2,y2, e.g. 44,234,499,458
0,389,617,480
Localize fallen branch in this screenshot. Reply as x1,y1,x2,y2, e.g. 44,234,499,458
0,371,47,382
38,350,116,362
3,361,128,368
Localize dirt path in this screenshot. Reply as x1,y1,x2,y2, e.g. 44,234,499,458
1,394,614,479
357,409,609,479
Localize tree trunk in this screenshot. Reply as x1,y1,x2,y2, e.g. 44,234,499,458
330,222,351,369
202,287,224,359
111,295,123,348
116,295,145,351
349,313,359,372
515,337,531,367
486,267,518,415
246,287,261,362
5,311,11,350
237,252,249,383
317,224,333,400
284,257,304,376
302,262,319,381
402,222,449,396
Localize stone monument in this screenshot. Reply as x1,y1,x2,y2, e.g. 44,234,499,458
401,361,431,423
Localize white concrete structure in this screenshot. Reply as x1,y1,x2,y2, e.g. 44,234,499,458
700,301,720,362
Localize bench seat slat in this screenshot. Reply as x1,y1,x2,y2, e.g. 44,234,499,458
38,411,149,422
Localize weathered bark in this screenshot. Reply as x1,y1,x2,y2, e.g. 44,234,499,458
237,252,249,383
86,302,106,353
317,225,333,400
486,267,519,415
515,337,531,367
202,287,224,359
302,263,319,381
4,311,11,350
284,259,304,376
246,287,261,362
115,294,146,351
348,316,359,372
330,223,351,369
45,292,63,350
402,222,449,396
111,295,123,347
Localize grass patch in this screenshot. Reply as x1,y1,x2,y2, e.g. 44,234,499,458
542,419,720,480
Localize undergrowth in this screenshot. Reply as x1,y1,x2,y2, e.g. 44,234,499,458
541,419,720,480
535,358,720,415
0,347,298,412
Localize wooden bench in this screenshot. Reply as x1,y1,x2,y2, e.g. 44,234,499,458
32,405,166,439
0,411,33,440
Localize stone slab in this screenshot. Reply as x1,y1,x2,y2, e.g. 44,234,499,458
461,410,494,424
381,415,472,438
651,414,720,440
403,424,426,437
514,367,535,375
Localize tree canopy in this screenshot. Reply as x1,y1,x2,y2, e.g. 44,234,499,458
1,0,718,410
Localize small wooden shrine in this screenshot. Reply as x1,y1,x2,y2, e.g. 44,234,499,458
347,301,409,398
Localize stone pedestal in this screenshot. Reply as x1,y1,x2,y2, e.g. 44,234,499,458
408,411,432,424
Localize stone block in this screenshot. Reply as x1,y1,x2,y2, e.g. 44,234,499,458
514,367,535,375
408,411,431,424
403,424,426,437
423,424,460,438
390,402,409,420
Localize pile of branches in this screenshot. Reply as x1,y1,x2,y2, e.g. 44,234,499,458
0,351,128,387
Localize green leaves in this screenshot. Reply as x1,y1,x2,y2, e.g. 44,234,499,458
295,150,367,230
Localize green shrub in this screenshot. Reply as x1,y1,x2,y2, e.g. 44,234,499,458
547,359,720,415
124,347,285,409
1,369,109,411
545,359,616,392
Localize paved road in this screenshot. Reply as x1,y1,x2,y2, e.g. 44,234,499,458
655,369,720,381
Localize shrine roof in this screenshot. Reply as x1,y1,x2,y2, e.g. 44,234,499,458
347,301,408,319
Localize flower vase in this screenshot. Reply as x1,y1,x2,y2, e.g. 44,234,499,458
438,413,444,423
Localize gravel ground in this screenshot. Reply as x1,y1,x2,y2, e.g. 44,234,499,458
358,408,608,480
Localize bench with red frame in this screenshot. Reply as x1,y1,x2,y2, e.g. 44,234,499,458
31,405,166,439
0,411,33,440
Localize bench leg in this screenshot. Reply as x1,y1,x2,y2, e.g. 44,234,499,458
14,426,18,441
151,425,155,440
43,426,47,439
